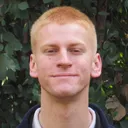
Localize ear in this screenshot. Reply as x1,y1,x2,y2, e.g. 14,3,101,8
91,53,102,78
29,54,38,78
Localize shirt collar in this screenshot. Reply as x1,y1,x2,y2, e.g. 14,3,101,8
32,107,96,128
32,108,42,128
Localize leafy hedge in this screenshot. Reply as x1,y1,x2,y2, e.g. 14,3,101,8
0,0,128,128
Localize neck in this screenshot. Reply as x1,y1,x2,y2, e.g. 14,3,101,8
39,88,92,128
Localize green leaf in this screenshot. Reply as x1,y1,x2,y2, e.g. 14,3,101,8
7,69,16,82
1,19,6,26
19,10,29,19
0,53,19,74
0,109,4,119
32,84,40,102
105,54,118,65
89,86,95,95
3,84,16,94
7,58,16,71
43,0,52,4
98,11,109,16
22,44,31,53
5,44,14,56
18,84,23,93
21,56,29,69
23,23,29,33
120,120,128,128
0,0,4,5
0,54,7,80
108,43,117,57
0,71,6,80
28,0,38,7
103,41,111,50
83,0,95,13
1,123,9,128
0,3,6,16
3,32,16,42
119,7,123,13
124,0,128,8
13,39,22,51
71,0,84,10
0,33,3,43
0,43,4,51
83,0,91,9
13,58,20,70
107,30,119,39
9,2,20,18
21,102,29,112
53,0,61,6
18,2,29,10
3,32,22,51
15,112,22,122
123,72,128,84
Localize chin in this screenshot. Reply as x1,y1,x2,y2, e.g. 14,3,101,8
49,84,82,98
41,80,85,98
55,91,76,98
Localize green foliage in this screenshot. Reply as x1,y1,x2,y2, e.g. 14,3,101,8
0,0,128,127
18,2,29,10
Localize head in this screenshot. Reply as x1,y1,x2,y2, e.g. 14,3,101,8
29,6,102,98
31,6,97,54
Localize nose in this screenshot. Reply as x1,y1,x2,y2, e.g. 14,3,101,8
57,49,72,69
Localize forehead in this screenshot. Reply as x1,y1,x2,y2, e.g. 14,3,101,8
37,23,91,45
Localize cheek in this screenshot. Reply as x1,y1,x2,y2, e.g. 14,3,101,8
36,57,54,74
78,62,92,85
76,59,92,75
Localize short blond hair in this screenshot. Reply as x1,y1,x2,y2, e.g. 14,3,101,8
31,6,97,53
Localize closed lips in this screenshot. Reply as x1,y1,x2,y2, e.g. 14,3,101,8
50,74,78,77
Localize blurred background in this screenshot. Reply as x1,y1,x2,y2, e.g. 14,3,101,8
0,0,128,127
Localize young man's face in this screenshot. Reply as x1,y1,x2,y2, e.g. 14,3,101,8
30,23,102,98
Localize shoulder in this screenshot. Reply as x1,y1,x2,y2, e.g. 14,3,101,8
89,103,115,128
16,104,40,128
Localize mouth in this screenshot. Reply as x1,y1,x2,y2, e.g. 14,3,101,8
50,74,79,77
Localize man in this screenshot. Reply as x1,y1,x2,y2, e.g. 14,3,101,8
17,6,114,128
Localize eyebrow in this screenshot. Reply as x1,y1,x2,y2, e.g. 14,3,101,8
41,44,58,47
40,44,59,52
40,40,86,48
68,43,85,47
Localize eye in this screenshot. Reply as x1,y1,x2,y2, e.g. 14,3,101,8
44,48,58,55
72,49,81,52
47,49,56,53
69,48,83,54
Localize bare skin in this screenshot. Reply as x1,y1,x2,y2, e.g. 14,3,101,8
30,23,102,128
39,86,92,128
